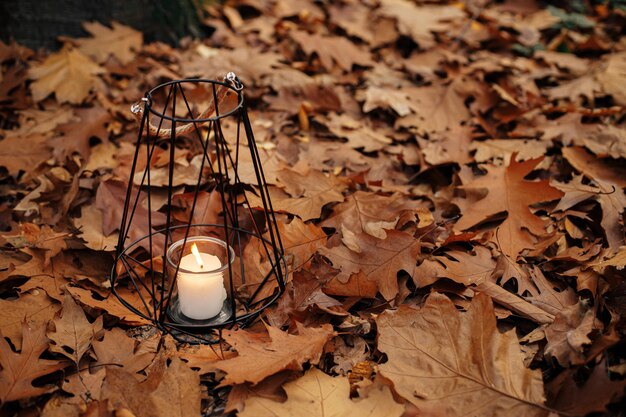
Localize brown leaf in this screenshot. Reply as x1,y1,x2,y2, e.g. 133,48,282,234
61,368,105,405
544,301,600,366
318,230,421,301
250,169,347,221
28,45,103,104
48,293,103,364
415,247,556,324
377,292,547,416
66,286,150,326
290,31,373,71
0,322,68,404
277,218,327,270
75,21,143,65
321,191,425,239
596,51,626,106
150,357,201,417
547,358,626,415
378,0,465,48
95,179,166,253
74,204,118,252
0,290,60,350
0,134,51,175
92,327,155,376
239,367,403,417
562,146,626,252
211,323,334,385
48,105,110,160
456,155,563,258
397,81,472,134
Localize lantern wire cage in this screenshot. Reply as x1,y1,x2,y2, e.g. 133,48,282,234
110,73,288,344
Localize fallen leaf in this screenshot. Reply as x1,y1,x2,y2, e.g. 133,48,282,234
92,327,155,376
211,323,334,385
562,147,626,252
318,229,421,301
102,356,200,417
0,290,60,350
75,21,143,65
239,367,403,417
29,46,103,104
544,301,599,366
48,293,103,364
74,204,119,252
378,0,465,48
321,191,424,239
0,134,51,175
377,292,547,416
290,31,373,71
547,358,626,416
277,218,327,270
456,155,563,258
397,81,472,134
0,322,68,404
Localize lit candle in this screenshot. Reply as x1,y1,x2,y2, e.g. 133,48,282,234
176,243,227,320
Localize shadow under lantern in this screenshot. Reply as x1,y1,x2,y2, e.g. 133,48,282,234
110,73,287,344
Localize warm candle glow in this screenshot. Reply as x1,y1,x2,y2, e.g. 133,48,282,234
191,243,204,269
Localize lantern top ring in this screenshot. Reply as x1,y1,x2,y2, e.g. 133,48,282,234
143,78,244,124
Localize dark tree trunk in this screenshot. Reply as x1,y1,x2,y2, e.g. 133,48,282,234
0,0,206,50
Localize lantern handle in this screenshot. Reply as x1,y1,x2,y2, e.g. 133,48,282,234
130,73,241,139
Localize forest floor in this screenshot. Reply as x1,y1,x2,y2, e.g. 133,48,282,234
1,0,626,416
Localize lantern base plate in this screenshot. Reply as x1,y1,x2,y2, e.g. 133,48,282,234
167,295,233,328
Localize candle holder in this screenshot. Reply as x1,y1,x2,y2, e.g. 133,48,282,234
110,73,288,344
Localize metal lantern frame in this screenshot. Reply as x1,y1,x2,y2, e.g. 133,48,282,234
110,73,287,344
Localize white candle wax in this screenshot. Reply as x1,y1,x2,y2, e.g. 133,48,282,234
176,246,227,320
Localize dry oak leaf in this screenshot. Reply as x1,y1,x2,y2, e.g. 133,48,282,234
102,357,200,417
3,223,68,266
251,169,346,221
471,139,549,165
49,105,110,160
418,124,475,166
325,113,393,152
65,286,150,326
456,155,563,258
0,290,60,350
362,86,413,117
47,293,103,364
544,301,599,366
396,81,472,134
92,327,155,376
210,323,334,386
75,21,143,65
277,218,328,270
0,134,51,175
74,204,118,252
547,358,626,416
321,191,426,239
377,292,548,417
290,31,373,71
414,247,555,324
596,51,626,106
562,146,626,253
0,322,68,404
29,45,104,104
318,229,421,301
239,367,403,417
96,179,166,254
378,0,466,48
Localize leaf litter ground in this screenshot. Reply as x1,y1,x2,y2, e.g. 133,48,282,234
1,0,626,416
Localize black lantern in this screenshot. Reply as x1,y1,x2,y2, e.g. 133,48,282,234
110,73,287,344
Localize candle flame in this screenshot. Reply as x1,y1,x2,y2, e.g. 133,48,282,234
191,243,204,268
